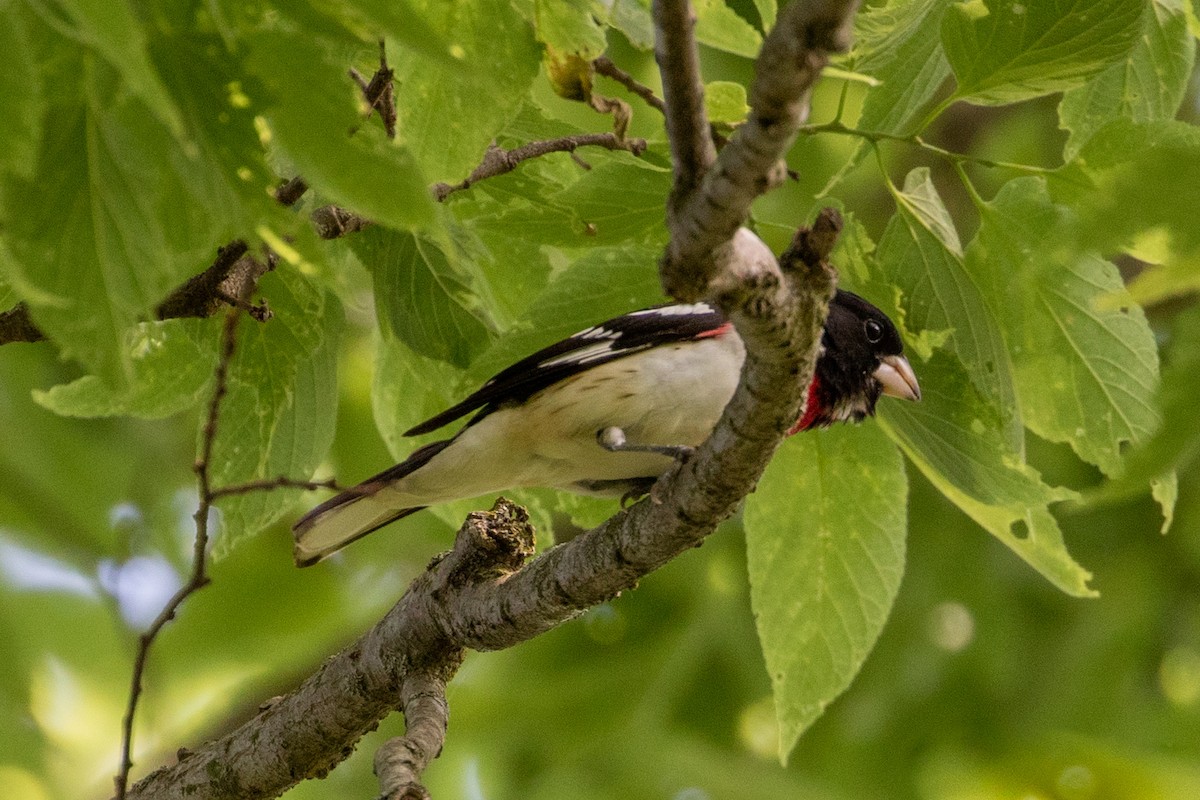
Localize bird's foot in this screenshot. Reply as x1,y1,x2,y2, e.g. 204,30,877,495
597,426,695,461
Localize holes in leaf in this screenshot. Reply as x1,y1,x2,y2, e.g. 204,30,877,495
1010,519,1030,540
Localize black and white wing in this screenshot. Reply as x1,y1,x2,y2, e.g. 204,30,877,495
403,303,730,436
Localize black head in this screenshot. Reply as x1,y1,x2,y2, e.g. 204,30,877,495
804,289,920,428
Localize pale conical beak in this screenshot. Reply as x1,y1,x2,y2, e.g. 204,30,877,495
874,355,921,401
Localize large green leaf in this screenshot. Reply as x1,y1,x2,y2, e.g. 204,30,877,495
553,160,672,246
745,422,906,761
1059,0,1196,160
350,225,496,368
465,243,664,383
845,205,1093,596
1086,305,1200,512
877,353,1091,596
854,0,951,134
247,28,433,230
694,0,763,58
56,0,183,134
307,0,458,68
880,169,1020,447
207,270,343,556
1051,119,1200,307
819,0,950,198
608,0,654,49
967,178,1161,477
535,0,608,59
0,81,243,382
389,0,541,183
148,30,278,231
32,320,216,419
941,0,1143,106
373,333,465,456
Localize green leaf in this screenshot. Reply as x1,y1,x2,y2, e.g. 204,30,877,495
745,423,907,761
846,203,1093,596
941,0,1144,106
209,270,343,556
966,177,1161,477
877,353,1093,597
553,160,672,245
752,0,778,29
880,169,1020,447
535,0,608,59
1059,0,1196,160
1052,119,1200,305
609,0,654,49
148,30,278,230
350,225,495,368
32,320,216,419
819,0,950,197
0,2,42,178
1086,304,1200,518
694,0,762,58
56,0,184,135
705,81,750,124
0,86,242,382
309,0,459,69
854,0,951,134
372,332,465,456
247,29,434,230
390,0,541,183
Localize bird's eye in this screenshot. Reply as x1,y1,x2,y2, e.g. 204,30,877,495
864,319,884,344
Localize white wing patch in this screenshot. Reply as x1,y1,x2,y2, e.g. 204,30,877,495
628,303,714,317
540,340,637,368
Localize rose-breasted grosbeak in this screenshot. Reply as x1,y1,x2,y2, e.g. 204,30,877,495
293,290,919,566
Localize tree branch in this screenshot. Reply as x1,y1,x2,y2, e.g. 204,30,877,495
432,134,648,201
593,56,667,114
373,673,450,800
113,3,860,797
122,53,850,800
125,500,533,800
653,0,717,206
659,0,860,301
208,476,345,501
153,241,272,322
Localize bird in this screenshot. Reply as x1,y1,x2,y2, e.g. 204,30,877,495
293,289,920,566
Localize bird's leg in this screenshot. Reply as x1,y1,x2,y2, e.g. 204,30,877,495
597,426,695,461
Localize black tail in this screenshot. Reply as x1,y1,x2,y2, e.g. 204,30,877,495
292,439,453,566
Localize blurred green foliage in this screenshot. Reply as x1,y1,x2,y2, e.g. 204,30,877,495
0,0,1198,798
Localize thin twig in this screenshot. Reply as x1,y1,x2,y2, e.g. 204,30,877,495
432,133,648,201
351,40,398,139
593,54,728,155
593,56,666,114
114,305,244,800
800,120,1056,174
209,476,345,501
